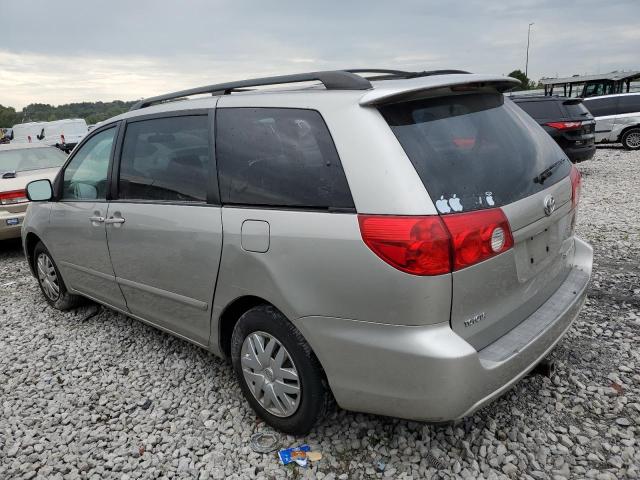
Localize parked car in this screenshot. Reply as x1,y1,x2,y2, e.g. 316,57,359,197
0,144,67,240
582,93,640,150
21,69,592,434
11,118,88,152
511,95,596,162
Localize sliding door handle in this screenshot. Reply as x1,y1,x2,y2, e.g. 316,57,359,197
105,217,125,225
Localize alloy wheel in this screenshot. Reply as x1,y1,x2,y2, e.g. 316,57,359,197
625,131,640,148
37,253,60,301
240,331,301,417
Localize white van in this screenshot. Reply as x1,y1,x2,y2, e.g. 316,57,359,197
11,119,88,152
10,122,48,144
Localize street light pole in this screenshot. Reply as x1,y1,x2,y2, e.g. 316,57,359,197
525,22,534,82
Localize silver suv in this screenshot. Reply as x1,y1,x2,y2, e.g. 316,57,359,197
22,69,593,434
582,92,640,150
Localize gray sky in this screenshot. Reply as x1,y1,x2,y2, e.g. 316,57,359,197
1,0,638,109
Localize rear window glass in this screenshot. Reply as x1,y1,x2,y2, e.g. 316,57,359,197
515,100,563,119
216,108,354,210
563,101,590,118
0,147,66,174
380,93,571,213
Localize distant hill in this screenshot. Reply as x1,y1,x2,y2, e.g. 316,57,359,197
0,100,137,127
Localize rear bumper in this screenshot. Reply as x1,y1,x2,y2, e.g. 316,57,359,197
297,236,592,421
563,144,596,163
0,208,27,240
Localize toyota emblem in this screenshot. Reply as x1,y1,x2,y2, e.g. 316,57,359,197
543,195,556,216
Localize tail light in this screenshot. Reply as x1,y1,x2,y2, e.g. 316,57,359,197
545,121,582,131
358,215,451,275
569,165,581,208
441,209,514,270
358,208,514,275
0,189,29,205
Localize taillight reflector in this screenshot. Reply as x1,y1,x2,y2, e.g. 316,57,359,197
0,189,28,205
545,121,582,131
358,208,514,275
358,215,451,275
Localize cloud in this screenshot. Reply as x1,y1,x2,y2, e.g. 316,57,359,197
0,0,638,109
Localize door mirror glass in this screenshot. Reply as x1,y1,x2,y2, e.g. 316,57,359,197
26,179,53,201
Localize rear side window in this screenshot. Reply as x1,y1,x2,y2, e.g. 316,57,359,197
216,108,354,209
583,97,618,117
562,101,590,118
515,100,563,120
118,116,209,202
380,93,570,213
617,95,640,115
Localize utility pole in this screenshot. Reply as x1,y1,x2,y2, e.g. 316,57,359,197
525,22,534,84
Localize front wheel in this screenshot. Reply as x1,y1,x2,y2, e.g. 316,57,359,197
230,305,331,434
621,127,640,150
33,242,82,310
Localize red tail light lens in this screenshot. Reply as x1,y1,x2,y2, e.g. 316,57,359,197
569,165,581,208
359,208,514,275
0,189,28,205
544,121,582,131
441,209,514,270
358,215,451,275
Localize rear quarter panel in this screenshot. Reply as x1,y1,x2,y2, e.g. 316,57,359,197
210,208,452,354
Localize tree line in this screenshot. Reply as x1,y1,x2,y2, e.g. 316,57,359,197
0,100,137,127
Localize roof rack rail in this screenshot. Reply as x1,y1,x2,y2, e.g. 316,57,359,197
345,69,471,80
130,70,372,110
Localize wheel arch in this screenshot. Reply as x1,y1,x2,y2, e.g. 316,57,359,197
24,232,43,275
618,123,640,142
216,296,331,384
218,295,275,359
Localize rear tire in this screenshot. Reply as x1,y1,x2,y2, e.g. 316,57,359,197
230,305,331,435
620,127,640,150
33,242,82,310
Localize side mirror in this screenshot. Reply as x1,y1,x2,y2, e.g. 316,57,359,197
26,179,53,202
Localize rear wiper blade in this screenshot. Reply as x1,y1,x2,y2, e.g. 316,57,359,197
533,160,564,185
1,170,16,179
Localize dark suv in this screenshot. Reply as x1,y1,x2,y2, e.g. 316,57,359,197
511,96,596,163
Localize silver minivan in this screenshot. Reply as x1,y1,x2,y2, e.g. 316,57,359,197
22,70,593,434
582,92,640,149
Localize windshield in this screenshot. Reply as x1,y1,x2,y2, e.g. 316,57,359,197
379,93,571,214
0,147,67,174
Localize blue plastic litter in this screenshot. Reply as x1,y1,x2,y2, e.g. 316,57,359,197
278,444,311,466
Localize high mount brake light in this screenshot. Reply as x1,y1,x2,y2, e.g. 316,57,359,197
570,164,581,208
358,208,514,275
0,189,28,205
545,121,582,131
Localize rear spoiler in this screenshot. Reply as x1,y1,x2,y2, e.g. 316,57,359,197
359,74,520,106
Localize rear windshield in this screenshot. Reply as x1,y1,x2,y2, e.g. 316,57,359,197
380,93,571,213
515,100,563,120
0,147,67,174
563,101,590,118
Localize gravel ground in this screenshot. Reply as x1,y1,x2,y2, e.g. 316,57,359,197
1,147,639,480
